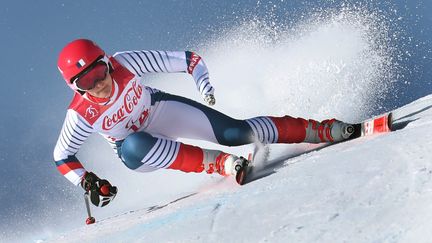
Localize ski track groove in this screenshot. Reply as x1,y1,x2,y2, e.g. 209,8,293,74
207,203,222,242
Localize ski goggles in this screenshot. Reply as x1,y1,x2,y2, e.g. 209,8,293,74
71,58,109,91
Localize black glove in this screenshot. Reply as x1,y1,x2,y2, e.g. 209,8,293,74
81,172,118,207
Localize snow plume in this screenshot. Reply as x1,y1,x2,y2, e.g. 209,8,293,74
143,4,401,190
187,6,398,123
137,3,402,199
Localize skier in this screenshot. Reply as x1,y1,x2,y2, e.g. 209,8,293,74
54,39,355,207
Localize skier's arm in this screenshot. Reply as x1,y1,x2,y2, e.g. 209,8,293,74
113,50,215,105
53,110,94,186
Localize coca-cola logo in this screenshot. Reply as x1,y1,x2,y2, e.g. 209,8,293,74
187,52,201,74
102,81,143,130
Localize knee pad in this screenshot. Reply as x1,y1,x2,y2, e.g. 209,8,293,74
120,132,158,170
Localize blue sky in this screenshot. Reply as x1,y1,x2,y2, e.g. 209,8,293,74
0,0,431,240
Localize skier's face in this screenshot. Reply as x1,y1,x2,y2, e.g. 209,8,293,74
86,72,113,98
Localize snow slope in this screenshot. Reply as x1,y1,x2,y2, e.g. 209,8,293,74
45,96,432,242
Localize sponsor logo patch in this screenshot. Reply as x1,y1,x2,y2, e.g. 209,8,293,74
187,52,201,74
85,105,98,119
102,81,143,130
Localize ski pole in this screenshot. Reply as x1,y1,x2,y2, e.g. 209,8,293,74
84,192,96,225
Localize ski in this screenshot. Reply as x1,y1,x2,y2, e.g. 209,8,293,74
350,112,393,139
363,112,393,135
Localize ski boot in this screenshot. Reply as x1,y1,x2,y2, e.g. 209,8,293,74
227,156,251,185
327,120,357,141
213,153,251,185
307,119,357,143
203,150,253,185
235,157,252,185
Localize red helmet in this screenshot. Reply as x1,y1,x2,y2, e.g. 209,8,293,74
57,39,106,91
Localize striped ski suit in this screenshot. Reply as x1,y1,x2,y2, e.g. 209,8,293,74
53,50,329,186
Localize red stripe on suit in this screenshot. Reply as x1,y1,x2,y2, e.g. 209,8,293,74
269,116,308,143
168,144,204,173
57,162,84,175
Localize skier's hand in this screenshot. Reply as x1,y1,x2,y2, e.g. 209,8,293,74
204,94,216,106
81,172,118,207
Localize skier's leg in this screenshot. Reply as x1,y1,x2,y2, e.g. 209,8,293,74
120,93,353,177
146,92,252,146
117,131,240,176
146,92,352,145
